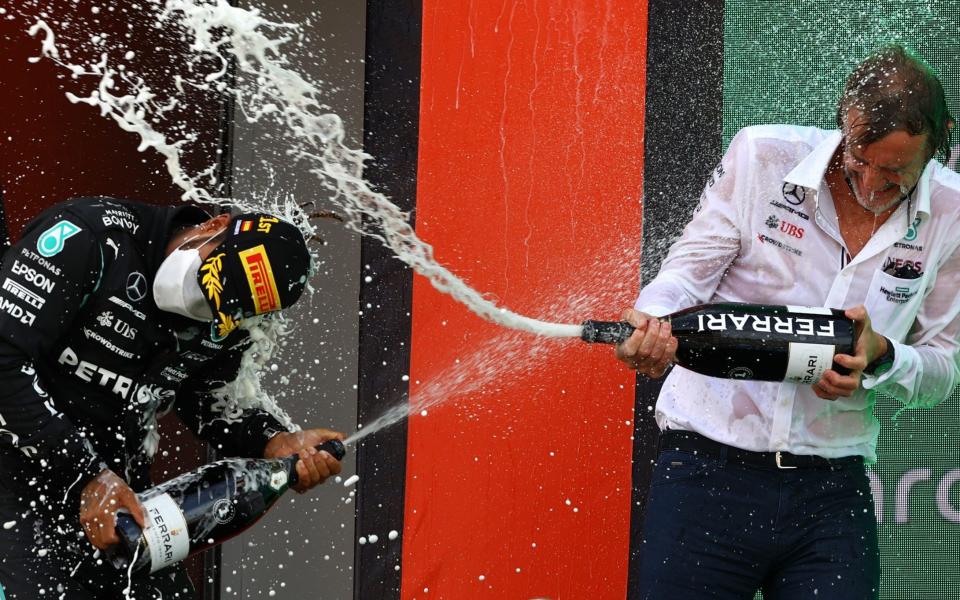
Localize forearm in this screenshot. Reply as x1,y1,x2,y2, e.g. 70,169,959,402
636,138,744,315
0,357,104,508
182,390,290,458
863,341,959,409
635,271,713,316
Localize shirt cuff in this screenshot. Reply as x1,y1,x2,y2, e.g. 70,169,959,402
861,339,913,389
634,303,673,318
241,411,291,458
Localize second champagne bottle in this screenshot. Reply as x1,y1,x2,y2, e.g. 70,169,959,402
581,303,857,383
106,438,346,574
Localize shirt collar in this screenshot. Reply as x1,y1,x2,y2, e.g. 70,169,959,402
783,129,934,219
910,160,935,217
783,130,842,190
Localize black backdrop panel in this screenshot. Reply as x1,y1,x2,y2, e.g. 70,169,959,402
356,2,422,599
628,1,725,598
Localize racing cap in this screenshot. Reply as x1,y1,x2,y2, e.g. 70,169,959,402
197,213,311,337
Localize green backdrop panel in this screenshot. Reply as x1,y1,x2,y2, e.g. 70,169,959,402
723,2,960,599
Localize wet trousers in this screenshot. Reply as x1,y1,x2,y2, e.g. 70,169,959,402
637,433,879,600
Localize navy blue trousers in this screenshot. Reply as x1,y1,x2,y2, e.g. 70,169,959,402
638,446,879,600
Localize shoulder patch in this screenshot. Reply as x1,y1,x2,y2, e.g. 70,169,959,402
36,220,82,257
97,205,141,235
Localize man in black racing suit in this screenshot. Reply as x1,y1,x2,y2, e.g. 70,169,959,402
0,197,343,599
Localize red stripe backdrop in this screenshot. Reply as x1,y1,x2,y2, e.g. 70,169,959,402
405,2,648,598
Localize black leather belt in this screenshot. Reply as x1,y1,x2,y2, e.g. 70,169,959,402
658,430,864,470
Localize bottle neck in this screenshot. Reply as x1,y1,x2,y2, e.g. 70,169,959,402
280,455,300,490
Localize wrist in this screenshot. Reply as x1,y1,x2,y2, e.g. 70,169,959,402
252,414,290,457
864,336,895,376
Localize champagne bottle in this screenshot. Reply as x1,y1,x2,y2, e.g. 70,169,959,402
582,303,857,383
106,439,346,574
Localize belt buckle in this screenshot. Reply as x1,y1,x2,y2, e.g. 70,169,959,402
775,451,797,470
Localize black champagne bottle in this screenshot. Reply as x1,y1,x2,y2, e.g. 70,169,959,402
106,439,346,573
581,303,856,383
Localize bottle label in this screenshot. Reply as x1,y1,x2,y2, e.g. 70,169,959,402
786,305,832,315
784,343,835,385
141,493,190,573
696,312,837,338
270,469,289,491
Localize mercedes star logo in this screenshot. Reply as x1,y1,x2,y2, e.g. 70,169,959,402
126,272,148,302
781,182,808,206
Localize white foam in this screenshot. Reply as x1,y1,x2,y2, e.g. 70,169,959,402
29,4,582,341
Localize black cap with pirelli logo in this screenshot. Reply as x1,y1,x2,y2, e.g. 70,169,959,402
196,213,310,337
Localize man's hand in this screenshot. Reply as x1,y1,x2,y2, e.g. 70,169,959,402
263,428,345,493
614,309,678,379
79,469,146,550
811,304,886,400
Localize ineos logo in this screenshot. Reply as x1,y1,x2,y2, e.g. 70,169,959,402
126,272,147,302
781,182,808,206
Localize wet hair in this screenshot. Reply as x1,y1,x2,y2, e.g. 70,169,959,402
836,45,954,163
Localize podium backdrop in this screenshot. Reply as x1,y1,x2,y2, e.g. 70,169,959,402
360,2,959,599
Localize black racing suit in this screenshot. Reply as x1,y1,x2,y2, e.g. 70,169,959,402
0,198,290,599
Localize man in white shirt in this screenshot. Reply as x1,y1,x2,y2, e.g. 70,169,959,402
618,46,959,599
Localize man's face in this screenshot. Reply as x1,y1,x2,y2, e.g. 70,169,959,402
177,223,229,261
841,110,930,214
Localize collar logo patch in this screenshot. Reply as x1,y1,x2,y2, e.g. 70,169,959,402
37,220,81,257
781,182,808,206
904,216,922,242
239,245,280,314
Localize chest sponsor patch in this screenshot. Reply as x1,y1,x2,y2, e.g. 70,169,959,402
126,272,148,302
108,295,148,321
57,346,134,399
2,279,45,310
765,215,805,239
757,233,802,257
161,365,188,383
11,260,56,293
882,257,923,279
82,328,136,359
768,199,810,221
96,310,138,339
0,292,36,326
781,182,809,206
893,215,924,251
19,248,62,276
879,285,918,304
101,209,140,234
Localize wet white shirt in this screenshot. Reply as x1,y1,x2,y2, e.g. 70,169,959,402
636,125,960,461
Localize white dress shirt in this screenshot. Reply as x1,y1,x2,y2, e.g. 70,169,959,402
636,125,960,461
